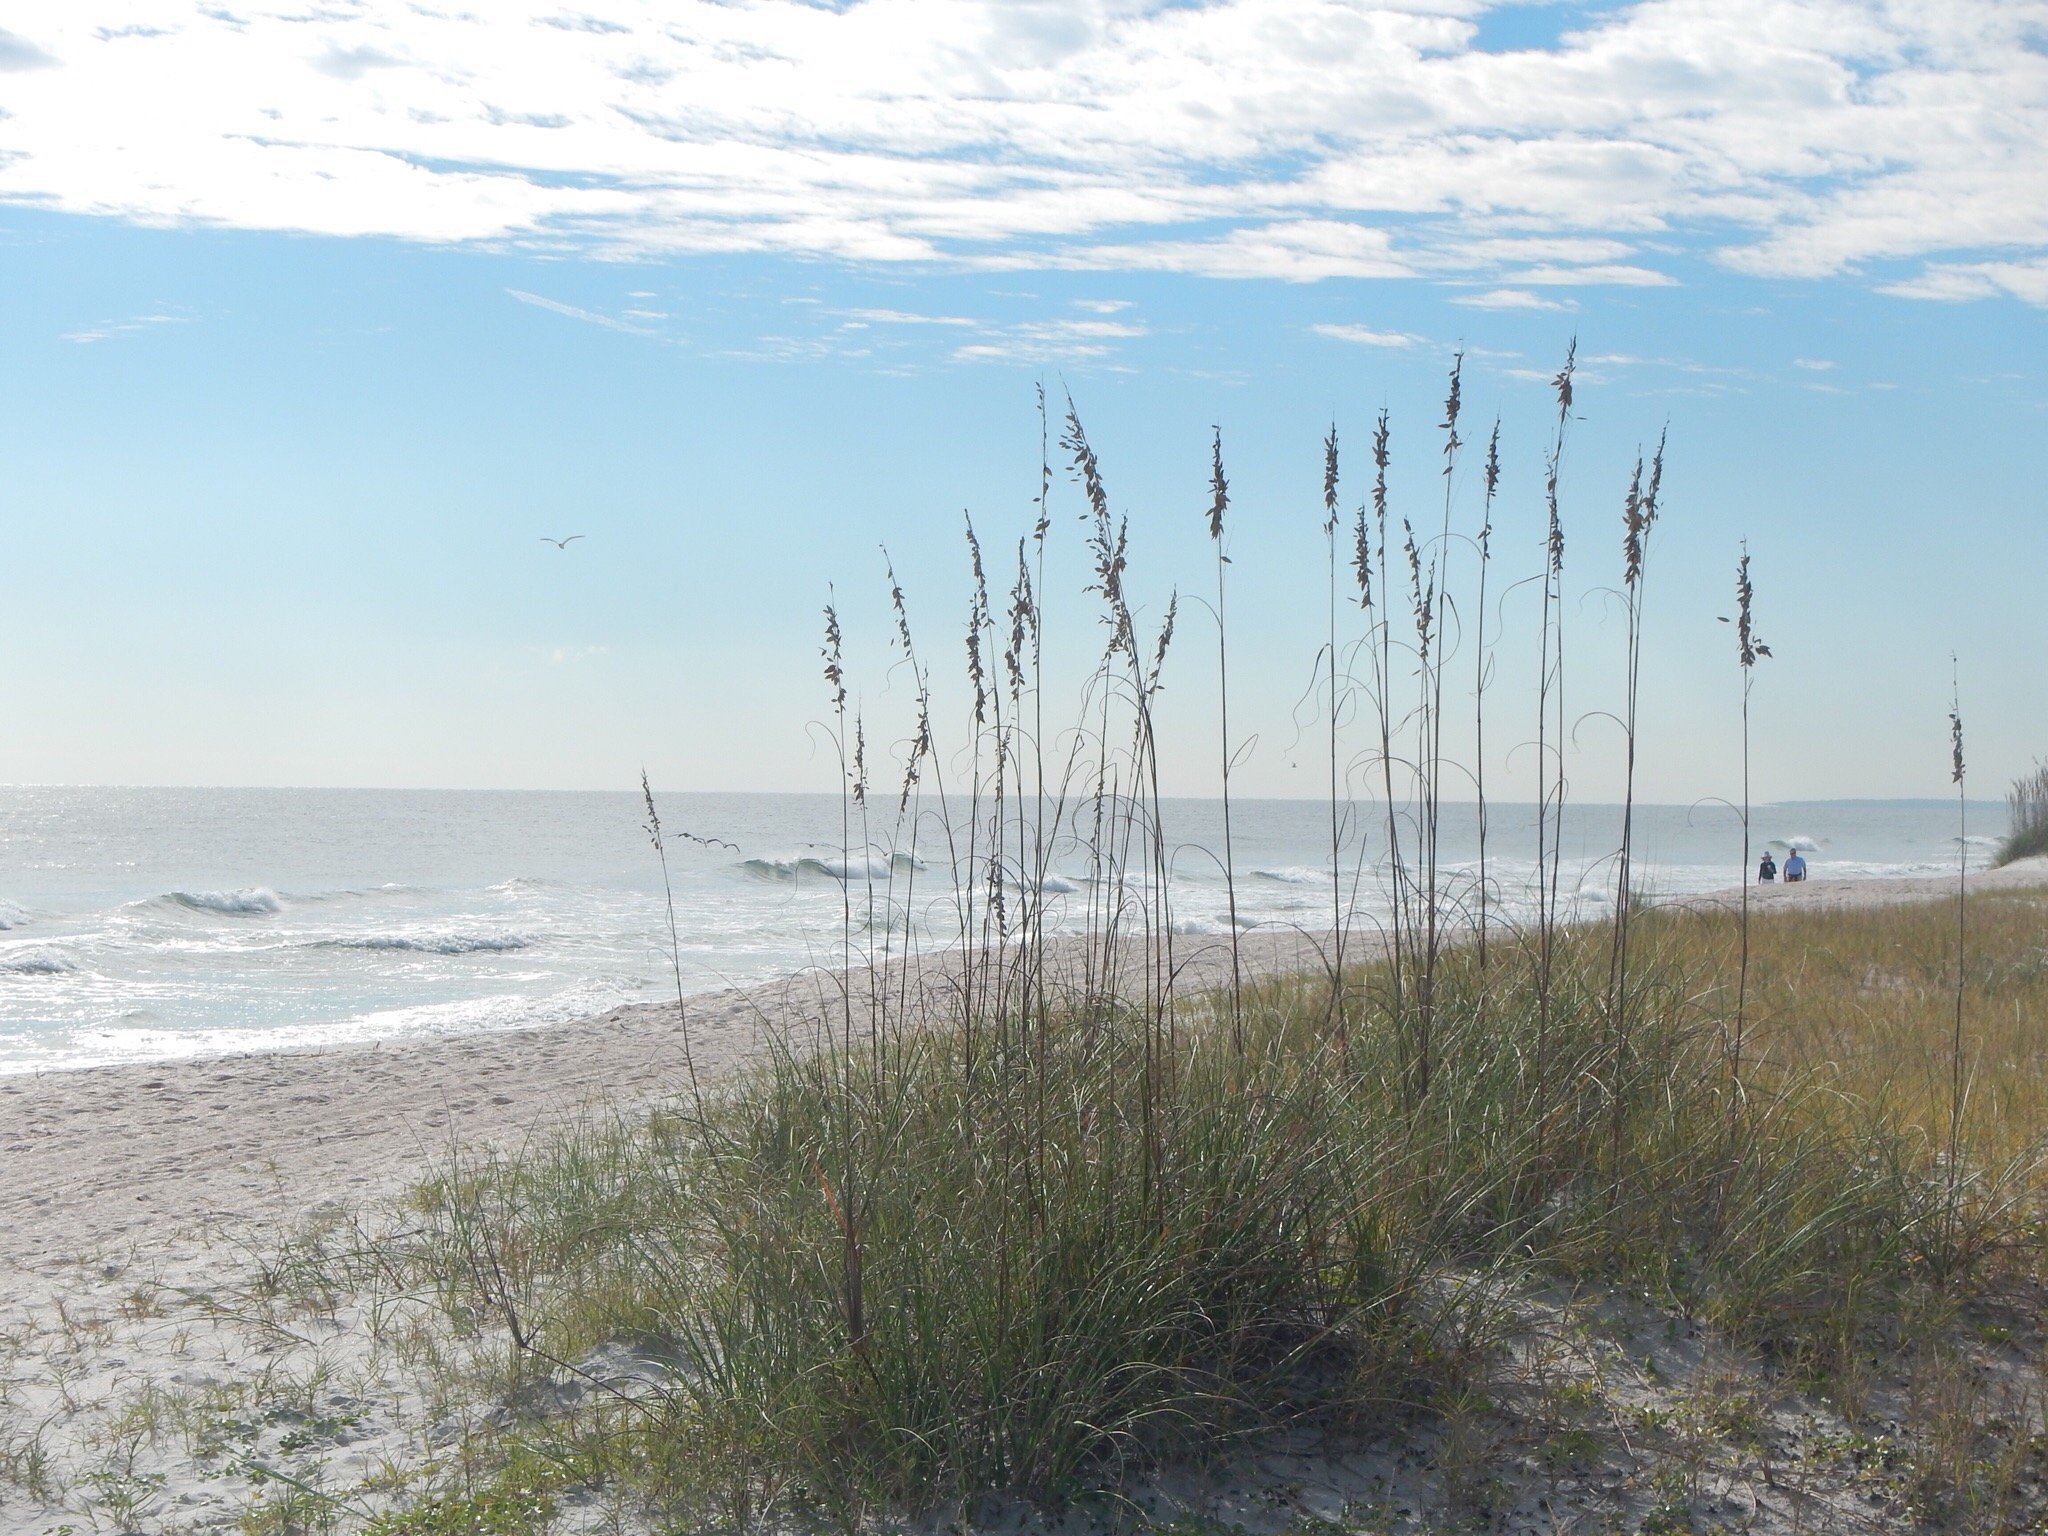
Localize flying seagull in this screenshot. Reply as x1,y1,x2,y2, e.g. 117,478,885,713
539,535,585,550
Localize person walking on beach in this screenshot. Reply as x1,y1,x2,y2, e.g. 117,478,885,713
1758,850,1777,882
1783,848,1808,883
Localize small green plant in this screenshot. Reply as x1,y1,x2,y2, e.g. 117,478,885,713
361,1447,569,1536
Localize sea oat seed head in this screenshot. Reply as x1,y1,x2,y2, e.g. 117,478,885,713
1208,428,1228,543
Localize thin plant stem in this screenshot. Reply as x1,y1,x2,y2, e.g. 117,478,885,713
1209,428,1244,1044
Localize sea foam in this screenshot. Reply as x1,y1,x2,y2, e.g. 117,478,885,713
332,933,535,955
741,852,924,882
1,949,79,976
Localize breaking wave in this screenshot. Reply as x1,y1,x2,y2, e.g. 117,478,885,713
741,852,925,882
1,949,79,976
1253,866,1326,885
329,933,535,955
166,888,285,915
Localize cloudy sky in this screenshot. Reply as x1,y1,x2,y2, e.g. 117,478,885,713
0,0,2042,801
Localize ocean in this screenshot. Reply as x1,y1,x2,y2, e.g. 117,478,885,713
0,787,2003,1073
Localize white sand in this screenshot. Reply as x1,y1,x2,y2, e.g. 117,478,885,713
1671,852,2048,916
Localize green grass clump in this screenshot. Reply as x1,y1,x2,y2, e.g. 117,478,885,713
359,1447,568,1536
1996,760,2048,865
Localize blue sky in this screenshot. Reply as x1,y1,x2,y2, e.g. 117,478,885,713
0,0,2043,804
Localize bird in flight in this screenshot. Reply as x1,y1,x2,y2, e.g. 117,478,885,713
539,535,585,550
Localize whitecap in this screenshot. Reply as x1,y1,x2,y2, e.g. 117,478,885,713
740,853,918,882
166,888,284,916
1252,866,1325,885
329,933,535,955
1,949,79,976
1173,914,1261,936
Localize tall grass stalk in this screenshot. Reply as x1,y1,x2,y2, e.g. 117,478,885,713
637,770,706,1126
1363,409,1407,1037
1208,428,1244,1038
1409,351,1465,1099
1730,546,1769,1105
1533,341,1576,1141
1606,433,1664,1176
1947,666,1968,1229
1473,420,1500,976
1323,425,1348,1049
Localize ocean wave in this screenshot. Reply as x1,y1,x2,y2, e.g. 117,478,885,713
167,888,285,915
1,949,79,976
1253,866,1326,885
329,933,535,955
998,870,1083,894
1768,835,1825,853
0,905,23,931
741,852,925,882
1173,914,1262,936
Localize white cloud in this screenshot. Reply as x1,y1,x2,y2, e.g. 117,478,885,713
1793,357,1835,370
0,3,2042,300
1877,258,2048,306
1451,289,1577,311
953,314,1148,364
505,288,652,334
61,311,186,343
1311,323,1423,348
841,307,976,326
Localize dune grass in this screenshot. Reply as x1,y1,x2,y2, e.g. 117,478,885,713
1997,760,2048,866
335,895,2040,1530
1714,889,2048,1175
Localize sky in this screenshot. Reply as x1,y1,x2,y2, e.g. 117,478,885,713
0,0,2043,805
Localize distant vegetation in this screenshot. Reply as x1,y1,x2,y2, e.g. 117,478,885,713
1997,759,2048,865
